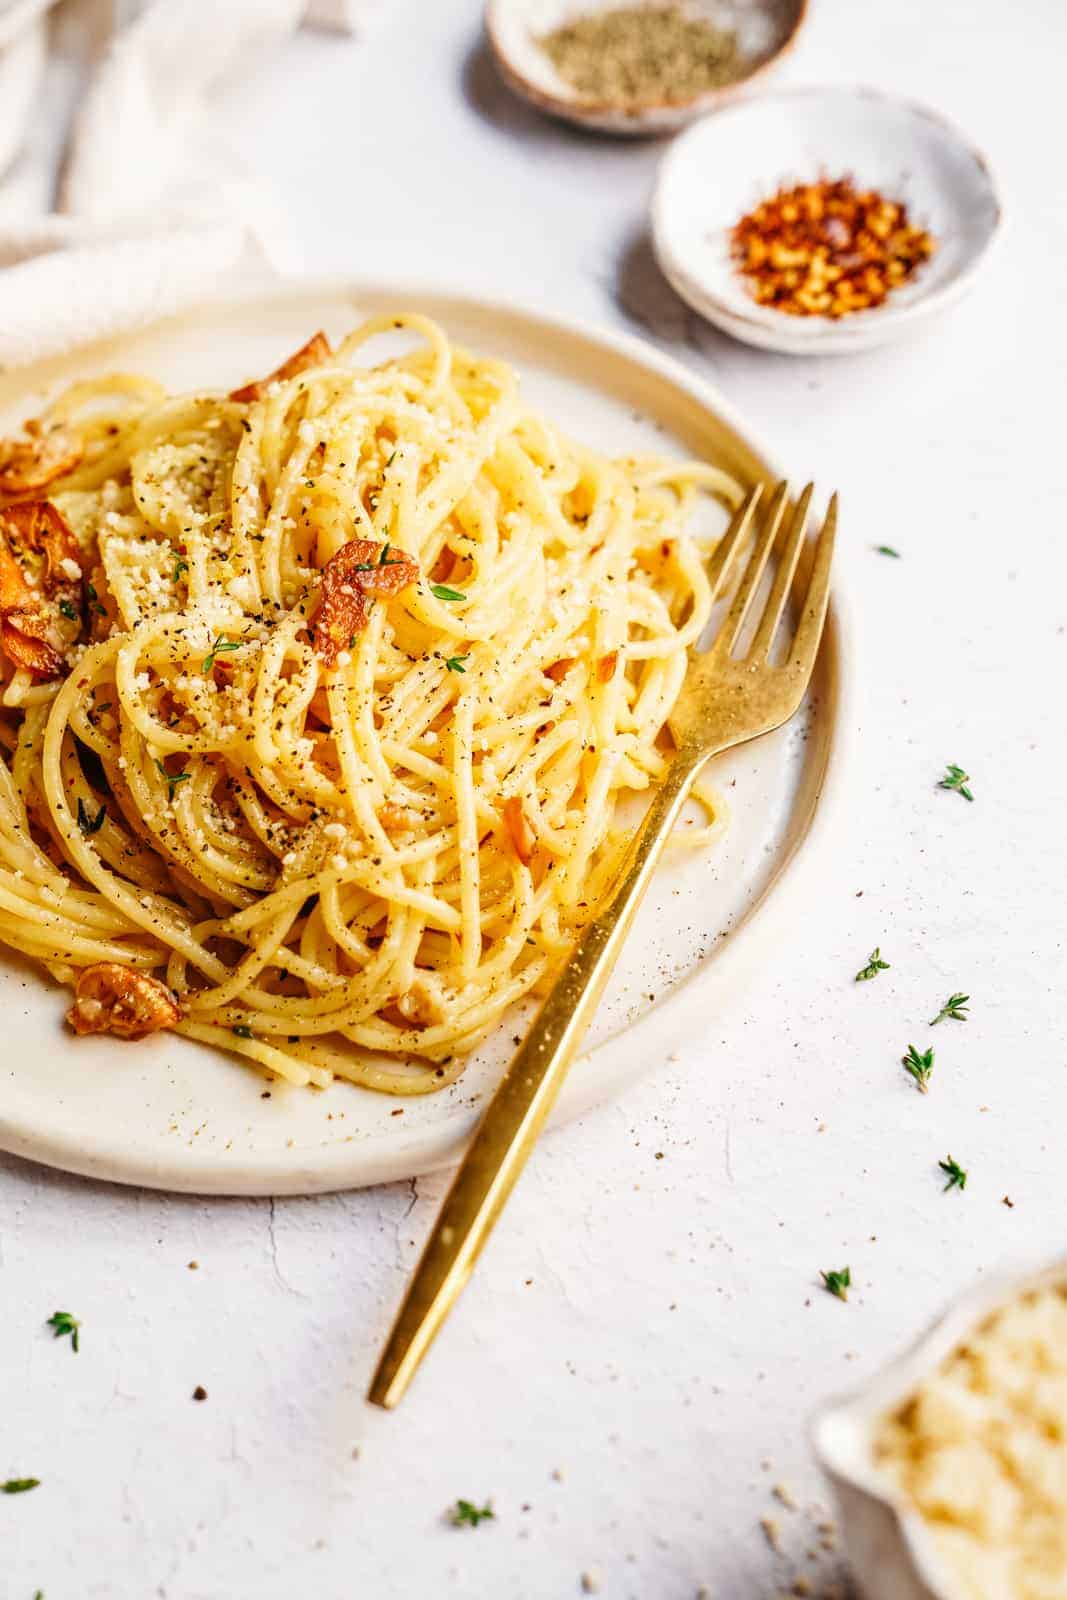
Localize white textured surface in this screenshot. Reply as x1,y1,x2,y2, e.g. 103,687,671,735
3,1,1065,1596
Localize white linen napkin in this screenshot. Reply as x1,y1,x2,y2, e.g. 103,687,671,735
0,0,372,372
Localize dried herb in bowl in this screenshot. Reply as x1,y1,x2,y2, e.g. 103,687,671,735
539,4,740,108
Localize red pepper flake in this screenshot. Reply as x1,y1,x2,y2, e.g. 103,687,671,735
729,176,936,319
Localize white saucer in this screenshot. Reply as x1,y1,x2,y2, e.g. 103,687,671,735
652,86,1002,354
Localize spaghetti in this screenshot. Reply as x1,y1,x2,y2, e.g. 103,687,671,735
0,314,741,1094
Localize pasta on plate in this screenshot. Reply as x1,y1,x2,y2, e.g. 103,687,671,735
0,314,741,1094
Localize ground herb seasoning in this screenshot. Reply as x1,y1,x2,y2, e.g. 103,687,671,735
730,176,936,318
540,4,739,107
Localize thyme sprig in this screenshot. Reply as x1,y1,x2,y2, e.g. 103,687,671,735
855,947,889,982
821,1267,851,1301
354,543,403,572
46,1311,80,1353
940,1155,968,1192
930,992,969,1025
201,635,242,674
902,1044,934,1093
938,764,973,802
155,759,191,798
451,1499,494,1527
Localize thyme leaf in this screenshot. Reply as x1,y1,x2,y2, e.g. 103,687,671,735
902,1044,934,1093
940,1155,968,1192
353,543,405,573
854,947,889,982
46,1310,80,1353
451,1499,494,1527
155,759,190,798
930,992,969,1025
938,763,974,802
201,636,242,674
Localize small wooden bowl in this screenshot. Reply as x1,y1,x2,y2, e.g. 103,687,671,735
485,0,808,136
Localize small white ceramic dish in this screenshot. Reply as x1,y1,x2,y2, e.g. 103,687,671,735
652,86,1002,354
0,278,851,1196
485,0,807,136
813,1255,1067,1600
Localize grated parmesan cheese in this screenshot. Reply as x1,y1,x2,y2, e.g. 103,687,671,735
876,1283,1067,1599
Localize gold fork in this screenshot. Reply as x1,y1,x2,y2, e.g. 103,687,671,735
368,480,836,1408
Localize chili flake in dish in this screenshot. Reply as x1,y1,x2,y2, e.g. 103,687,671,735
729,177,936,318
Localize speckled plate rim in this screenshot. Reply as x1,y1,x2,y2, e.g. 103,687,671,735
0,278,855,1194
651,85,1003,354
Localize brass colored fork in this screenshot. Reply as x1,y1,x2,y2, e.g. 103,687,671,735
368,481,837,1408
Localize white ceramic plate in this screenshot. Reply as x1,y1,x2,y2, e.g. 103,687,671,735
652,87,1002,354
0,280,851,1195
485,0,807,136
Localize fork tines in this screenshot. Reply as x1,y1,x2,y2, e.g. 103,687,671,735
708,482,836,669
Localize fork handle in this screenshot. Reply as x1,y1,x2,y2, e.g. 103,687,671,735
367,745,709,1408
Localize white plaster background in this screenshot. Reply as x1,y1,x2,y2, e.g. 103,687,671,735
3,1,1065,1595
